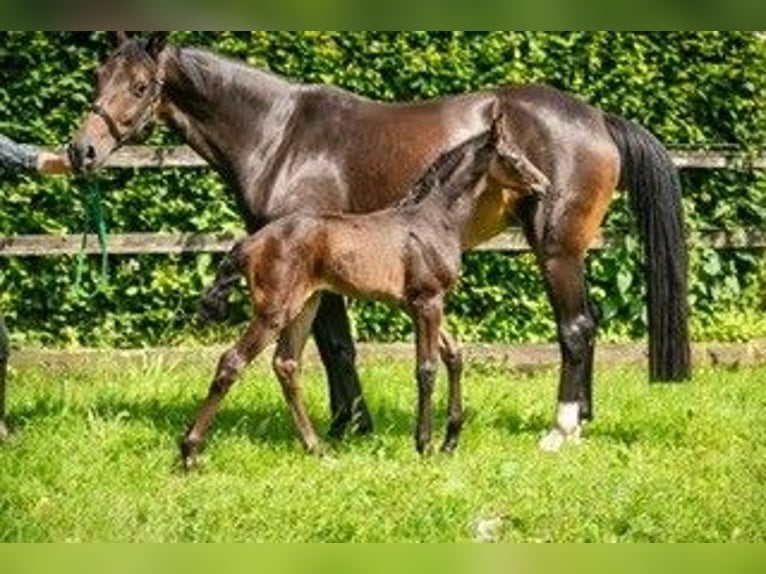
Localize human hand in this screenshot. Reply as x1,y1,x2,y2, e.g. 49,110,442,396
36,151,71,174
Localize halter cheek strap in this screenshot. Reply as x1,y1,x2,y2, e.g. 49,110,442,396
90,103,126,145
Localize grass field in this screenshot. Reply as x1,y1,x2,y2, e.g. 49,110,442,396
1,347,764,542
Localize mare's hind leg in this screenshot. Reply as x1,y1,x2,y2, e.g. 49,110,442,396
180,312,281,469
273,294,323,454
439,329,463,453
536,251,598,452
518,179,609,452
312,293,373,438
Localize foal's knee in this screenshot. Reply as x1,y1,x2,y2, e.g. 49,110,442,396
273,356,299,389
211,349,246,393
273,355,298,380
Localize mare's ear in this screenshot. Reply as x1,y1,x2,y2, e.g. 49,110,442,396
147,32,169,60
113,31,129,47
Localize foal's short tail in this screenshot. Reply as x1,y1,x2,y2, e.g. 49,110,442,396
605,113,691,382
198,241,248,324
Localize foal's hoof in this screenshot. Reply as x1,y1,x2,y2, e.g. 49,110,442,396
539,425,582,453
179,439,201,472
306,440,329,457
416,440,434,457
440,438,459,454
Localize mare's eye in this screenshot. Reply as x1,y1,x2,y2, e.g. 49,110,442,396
133,81,148,97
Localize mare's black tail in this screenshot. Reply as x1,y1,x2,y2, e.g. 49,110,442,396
605,113,691,381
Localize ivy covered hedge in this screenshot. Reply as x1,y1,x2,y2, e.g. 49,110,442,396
0,31,764,347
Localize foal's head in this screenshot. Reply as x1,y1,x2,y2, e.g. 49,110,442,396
69,32,169,172
399,125,499,209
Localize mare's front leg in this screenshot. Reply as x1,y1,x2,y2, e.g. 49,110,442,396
273,295,324,454
180,312,281,469
439,329,463,453
311,293,373,438
411,296,444,455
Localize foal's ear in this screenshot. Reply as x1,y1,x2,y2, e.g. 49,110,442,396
489,113,505,148
113,31,129,47
146,32,169,60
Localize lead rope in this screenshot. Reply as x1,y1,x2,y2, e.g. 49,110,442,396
74,178,109,293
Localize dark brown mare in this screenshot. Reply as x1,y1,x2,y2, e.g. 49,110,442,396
69,33,690,452
180,117,550,464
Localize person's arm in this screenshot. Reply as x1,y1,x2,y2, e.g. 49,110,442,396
0,133,38,171
0,133,70,174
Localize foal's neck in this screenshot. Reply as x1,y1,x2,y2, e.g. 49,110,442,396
415,175,487,243
158,46,294,185
400,145,491,247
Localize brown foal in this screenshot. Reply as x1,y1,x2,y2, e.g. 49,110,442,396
180,115,549,465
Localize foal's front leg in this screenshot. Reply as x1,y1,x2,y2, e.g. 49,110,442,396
411,296,444,454
272,294,323,454
180,315,280,469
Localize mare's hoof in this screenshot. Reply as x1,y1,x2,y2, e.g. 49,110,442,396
327,409,374,439
539,425,583,452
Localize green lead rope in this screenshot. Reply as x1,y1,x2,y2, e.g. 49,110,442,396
74,178,109,292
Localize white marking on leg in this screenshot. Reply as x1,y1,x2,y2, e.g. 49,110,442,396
557,401,580,435
539,402,582,452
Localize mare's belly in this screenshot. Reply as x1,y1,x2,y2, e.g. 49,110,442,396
464,186,523,249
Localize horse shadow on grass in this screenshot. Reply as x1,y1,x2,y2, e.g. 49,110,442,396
8,391,430,453
8,393,559,458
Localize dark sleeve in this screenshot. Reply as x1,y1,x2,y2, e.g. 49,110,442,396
0,133,38,172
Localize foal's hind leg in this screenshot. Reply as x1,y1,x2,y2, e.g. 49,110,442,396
180,314,280,468
439,329,463,453
272,294,323,454
411,296,444,454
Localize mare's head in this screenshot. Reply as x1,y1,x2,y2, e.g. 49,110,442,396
69,32,168,172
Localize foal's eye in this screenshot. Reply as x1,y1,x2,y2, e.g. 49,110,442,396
133,81,148,97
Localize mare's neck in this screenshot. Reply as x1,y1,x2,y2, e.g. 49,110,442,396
157,46,294,187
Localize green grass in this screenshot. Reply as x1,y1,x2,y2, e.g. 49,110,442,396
1,348,765,542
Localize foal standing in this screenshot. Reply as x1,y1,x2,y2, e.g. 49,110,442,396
181,118,549,466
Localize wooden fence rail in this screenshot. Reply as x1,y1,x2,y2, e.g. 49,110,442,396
1,145,763,257
1,229,764,257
